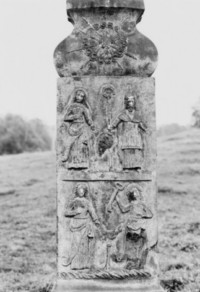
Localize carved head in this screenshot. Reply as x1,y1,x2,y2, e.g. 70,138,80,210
122,21,136,34
104,54,112,64
74,89,86,104
107,22,113,30
93,23,99,31
102,86,115,100
126,188,141,203
100,22,106,30
75,183,89,198
124,95,136,111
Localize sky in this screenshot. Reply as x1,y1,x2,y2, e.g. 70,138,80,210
0,0,200,126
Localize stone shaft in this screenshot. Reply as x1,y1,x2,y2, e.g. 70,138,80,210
55,1,163,291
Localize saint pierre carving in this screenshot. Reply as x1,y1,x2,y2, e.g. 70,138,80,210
107,183,153,270
109,95,146,170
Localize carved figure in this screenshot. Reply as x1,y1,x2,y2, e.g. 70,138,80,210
63,88,95,169
107,183,153,270
63,183,100,270
109,95,146,170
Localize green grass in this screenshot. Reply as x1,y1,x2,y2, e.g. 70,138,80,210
158,128,200,292
0,152,56,292
0,128,200,291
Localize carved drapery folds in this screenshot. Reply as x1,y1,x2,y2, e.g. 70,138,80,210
59,180,155,279
55,0,163,291
58,78,155,173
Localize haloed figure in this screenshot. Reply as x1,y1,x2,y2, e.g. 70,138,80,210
63,88,95,169
107,184,153,270
109,95,146,170
63,183,100,270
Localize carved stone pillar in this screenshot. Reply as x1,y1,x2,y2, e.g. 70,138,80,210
54,0,163,291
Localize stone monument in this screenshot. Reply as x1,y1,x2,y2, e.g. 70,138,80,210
54,0,164,291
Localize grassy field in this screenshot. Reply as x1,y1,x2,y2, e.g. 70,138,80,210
0,152,56,292
0,128,200,292
158,128,200,292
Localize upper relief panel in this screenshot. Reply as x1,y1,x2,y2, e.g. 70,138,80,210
57,76,156,176
54,8,158,77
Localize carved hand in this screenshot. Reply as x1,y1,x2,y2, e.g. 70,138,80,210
91,124,96,131
107,125,113,132
64,114,80,122
134,214,143,219
64,210,79,217
106,203,112,213
115,223,123,234
116,253,124,262
94,219,101,227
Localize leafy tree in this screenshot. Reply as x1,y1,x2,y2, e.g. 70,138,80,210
0,114,52,155
192,98,200,128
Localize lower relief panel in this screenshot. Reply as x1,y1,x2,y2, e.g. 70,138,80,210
57,180,159,281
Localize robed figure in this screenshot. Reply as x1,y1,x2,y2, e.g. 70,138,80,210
109,95,146,170
63,88,95,169
63,183,100,270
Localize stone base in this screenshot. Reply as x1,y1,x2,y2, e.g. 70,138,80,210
56,279,165,292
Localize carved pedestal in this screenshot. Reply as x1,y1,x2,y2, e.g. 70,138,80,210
54,1,163,291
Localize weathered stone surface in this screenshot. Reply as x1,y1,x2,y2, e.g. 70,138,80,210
67,0,145,10
55,0,163,291
54,9,158,78
57,77,156,173
57,279,163,292
55,76,163,290
57,179,158,274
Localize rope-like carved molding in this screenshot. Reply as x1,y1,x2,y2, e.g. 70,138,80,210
59,269,152,280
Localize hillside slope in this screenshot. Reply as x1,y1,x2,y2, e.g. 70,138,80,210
158,128,200,292
158,128,200,195
0,128,200,292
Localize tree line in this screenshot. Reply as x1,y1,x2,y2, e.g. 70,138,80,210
0,114,52,155
192,97,200,128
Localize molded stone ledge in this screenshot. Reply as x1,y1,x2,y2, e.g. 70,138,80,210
67,0,145,10
56,278,164,292
59,170,153,181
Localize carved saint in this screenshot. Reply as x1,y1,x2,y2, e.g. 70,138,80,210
63,88,95,169
109,95,146,170
63,183,100,270
107,183,153,270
